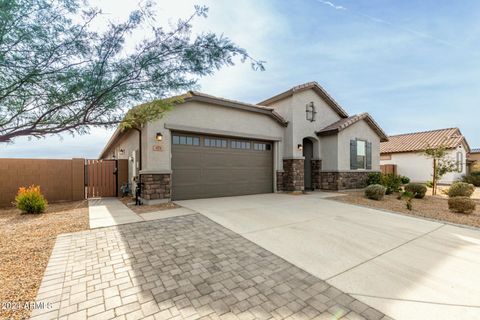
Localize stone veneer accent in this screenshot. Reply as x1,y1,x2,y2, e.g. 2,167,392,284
276,171,284,192
282,159,304,192
140,173,171,200
320,171,374,190
312,160,322,189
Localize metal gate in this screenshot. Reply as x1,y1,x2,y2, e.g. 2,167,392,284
85,159,117,198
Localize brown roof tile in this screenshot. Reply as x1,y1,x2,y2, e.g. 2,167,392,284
380,128,470,154
316,113,389,142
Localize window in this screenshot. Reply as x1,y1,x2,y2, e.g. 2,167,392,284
204,137,227,148
457,151,463,172
231,140,251,149
306,102,316,122
172,134,199,146
254,143,271,151
356,140,366,169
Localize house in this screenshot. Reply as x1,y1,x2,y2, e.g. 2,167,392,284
99,81,388,203
468,148,480,173
380,128,470,184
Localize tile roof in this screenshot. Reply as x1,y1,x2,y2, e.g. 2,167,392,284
316,113,389,142
471,148,480,153
258,81,349,118
380,128,470,154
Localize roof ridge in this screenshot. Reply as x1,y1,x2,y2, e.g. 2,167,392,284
388,127,459,138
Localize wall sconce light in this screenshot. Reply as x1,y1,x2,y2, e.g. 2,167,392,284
155,132,163,141
297,144,303,151
119,148,125,155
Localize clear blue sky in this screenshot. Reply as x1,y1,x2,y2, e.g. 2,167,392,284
2,0,479,158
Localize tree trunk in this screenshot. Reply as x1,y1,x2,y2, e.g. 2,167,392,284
433,159,437,195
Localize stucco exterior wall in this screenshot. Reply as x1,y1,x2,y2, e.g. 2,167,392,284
381,144,468,184
338,120,381,171
269,90,342,159
469,153,480,173
319,135,338,171
142,101,285,173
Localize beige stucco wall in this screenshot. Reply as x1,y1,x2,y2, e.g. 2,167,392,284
337,120,381,172
142,101,285,173
319,135,338,171
381,143,468,184
469,153,480,173
269,89,342,159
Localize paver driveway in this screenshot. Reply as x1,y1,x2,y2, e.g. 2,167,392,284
31,213,387,320
176,193,480,320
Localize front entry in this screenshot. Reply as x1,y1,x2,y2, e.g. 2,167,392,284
303,138,313,190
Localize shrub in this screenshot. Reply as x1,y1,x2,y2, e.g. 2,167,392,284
425,180,434,188
365,184,387,200
14,185,47,214
448,197,476,214
404,183,427,199
366,172,382,185
400,176,411,184
447,182,475,198
462,173,480,187
381,173,403,194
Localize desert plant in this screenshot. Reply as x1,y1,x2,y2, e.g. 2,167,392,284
15,185,47,214
426,180,434,188
381,173,403,194
404,183,427,199
447,182,475,198
448,197,476,214
424,144,458,195
367,172,382,186
365,184,387,200
400,176,411,184
462,173,480,187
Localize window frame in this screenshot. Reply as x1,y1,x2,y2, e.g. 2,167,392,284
172,134,200,146
356,139,367,170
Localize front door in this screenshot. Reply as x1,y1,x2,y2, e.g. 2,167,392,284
303,138,313,190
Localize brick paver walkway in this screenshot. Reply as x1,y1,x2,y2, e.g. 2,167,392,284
31,214,389,320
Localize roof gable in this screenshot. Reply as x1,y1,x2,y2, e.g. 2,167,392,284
380,128,470,154
258,82,349,118
316,113,389,142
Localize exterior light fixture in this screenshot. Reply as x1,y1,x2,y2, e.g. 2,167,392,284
155,132,163,141
119,148,125,155
298,144,303,151
306,102,316,122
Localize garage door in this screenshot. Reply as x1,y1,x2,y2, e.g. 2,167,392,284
171,133,273,200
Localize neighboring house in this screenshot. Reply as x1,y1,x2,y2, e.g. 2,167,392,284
99,81,388,203
468,148,480,173
380,128,470,184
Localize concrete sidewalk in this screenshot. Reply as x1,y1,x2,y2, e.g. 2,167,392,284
88,198,193,228
176,193,480,320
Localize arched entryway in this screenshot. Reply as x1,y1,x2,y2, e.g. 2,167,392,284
303,138,314,190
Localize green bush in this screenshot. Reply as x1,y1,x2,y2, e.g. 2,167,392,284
400,176,411,184
366,172,382,185
15,185,48,214
448,197,476,214
381,173,403,194
365,184,387,200
404,183,427,199
425,181,434,188
462,174,480,187
447,182,475,198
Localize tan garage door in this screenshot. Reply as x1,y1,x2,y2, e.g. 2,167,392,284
171,133,273,200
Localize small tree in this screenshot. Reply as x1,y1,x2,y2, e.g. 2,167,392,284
424,145,457,195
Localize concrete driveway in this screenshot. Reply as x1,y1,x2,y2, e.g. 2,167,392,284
176,193,480,320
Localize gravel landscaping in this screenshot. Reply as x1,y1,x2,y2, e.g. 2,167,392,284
120,196,180,214
0,201,89,320
335,191,480,228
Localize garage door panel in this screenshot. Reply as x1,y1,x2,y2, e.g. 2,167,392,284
172,133,273,200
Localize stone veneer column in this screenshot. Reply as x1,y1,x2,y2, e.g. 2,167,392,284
312,160,322,190
282,159,304,192
140,173,171,203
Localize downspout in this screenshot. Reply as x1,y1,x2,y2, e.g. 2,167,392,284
133,127,142,171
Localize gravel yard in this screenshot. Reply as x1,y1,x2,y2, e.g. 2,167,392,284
0,201,89,320
120,196,180,214
335,191,480,228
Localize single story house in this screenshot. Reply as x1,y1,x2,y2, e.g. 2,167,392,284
468,148,480,173
100,81,388,203
380,128,470,184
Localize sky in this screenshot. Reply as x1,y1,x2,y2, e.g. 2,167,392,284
2,0,479,158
